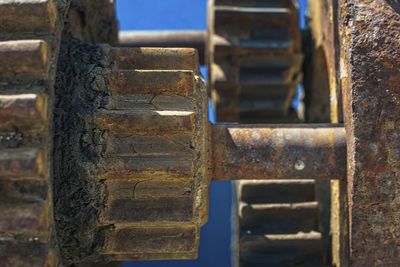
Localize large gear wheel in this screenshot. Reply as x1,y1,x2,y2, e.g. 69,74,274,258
232,180,327,267
0,0,62,265
0,1,331,266
211,1,330,266
0,1,208,266
0,0,117,266
207,0,303,123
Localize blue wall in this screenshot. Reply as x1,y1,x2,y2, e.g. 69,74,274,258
117,0,207,31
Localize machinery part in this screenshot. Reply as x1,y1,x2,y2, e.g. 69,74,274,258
340,0,400,265
0,0,320,265
67,0,119,46
118,12,334,266
304,0,342,123
2,1,399,266
305,2,343,266
0,31,346,267
118,0,304,123
0,0,63,266
233,180,325,267
52,40,208,264
219,1,332,265
95,46,209,261
211,124,346,181
50,36,344,264
51,34,345,263
0,0,119,265
119,31,207,65
228,127,341,266
207,0,303,123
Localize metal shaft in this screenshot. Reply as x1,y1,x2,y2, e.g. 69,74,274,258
211,124,346,180
119,31,206,65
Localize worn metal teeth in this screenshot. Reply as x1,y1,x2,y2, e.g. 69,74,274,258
0,0,61,266
233,180,325,267
93,47,209,261
207,0,303,122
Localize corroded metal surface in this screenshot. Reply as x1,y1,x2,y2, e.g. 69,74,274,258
339,0,400,265
98,47,209,261
119,31,206,65
306,2,348,266
207,0,303,122
5,1,400,265
52,43,209,263
68,0,118,46
0,0,63,266
211,124,346,180
306,0,342,123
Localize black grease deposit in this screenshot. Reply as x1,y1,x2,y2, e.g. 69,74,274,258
53,32,112,265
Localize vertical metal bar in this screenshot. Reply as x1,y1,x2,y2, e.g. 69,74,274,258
340,0,400,265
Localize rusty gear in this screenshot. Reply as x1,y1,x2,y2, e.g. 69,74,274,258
207,0,303,123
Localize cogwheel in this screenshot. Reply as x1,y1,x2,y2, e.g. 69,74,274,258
0,0,63,265
207,0,303,123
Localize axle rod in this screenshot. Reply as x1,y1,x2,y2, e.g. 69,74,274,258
211,124,346,180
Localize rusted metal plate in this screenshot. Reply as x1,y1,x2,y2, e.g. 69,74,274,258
339,0,400,265
211,124,346,180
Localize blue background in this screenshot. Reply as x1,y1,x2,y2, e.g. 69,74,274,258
116,1,307,266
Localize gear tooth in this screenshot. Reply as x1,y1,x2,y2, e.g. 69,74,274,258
234,180,327,266
103,226,199,261
0,179,48,203
0,93,48,129
214,0,296,7
0,0,56,35
0,202,49,234
104,134,194,156
240,202,319,235
0,244,57,267
0,40,50,77
105,69,195,97
215,83,301,121
0,165,51,234
0,148,46,179
104,196,195,224
214,6,291,31
94,109,195,135
239,233,323,265
115,47,199,71
98,142,195,180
